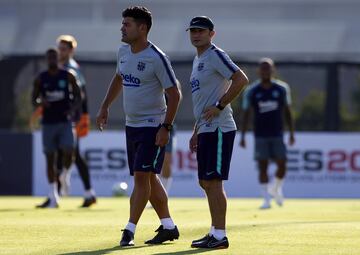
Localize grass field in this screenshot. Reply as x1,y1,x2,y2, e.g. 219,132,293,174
0,197,360,255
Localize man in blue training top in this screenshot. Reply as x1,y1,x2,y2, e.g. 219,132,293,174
240,58,295,209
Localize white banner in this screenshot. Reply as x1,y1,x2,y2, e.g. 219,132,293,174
33,131,360,198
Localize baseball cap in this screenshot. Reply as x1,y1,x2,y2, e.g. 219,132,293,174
186,16,214,31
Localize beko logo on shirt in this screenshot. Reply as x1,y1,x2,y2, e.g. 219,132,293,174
121,73,141,86
45,91,65,102
258,100,279,113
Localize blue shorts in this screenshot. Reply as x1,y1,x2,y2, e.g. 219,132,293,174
42,122,74,153
197,129,236,181
255,137,286,160
126,126,165,176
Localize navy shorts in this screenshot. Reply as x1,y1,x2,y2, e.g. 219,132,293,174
42,122,74,153
197,128,236,180
126,125,165,176
255,137,287,160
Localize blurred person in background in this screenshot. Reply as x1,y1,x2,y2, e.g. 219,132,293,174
240,58,295,209
56,35,96,208
32,48,81,208
187,16,249,249
96,6,181,247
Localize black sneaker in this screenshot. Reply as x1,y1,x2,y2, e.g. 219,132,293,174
192,235,229,249
119,229,134,247
36,198,58,208
191,234,211,247
145,225,179,245
81,196,97,208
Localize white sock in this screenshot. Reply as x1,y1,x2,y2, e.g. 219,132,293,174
209,226,215,236
274,177,284,191
125,222,136,234
48,182,59,201
260,183,271,202
160,217,175,230
213,229,226,240
85,189,95,198
160,176,173,194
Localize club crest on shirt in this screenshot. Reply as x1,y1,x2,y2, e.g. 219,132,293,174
58,80,66,89
198,63,204,71
137,61,146,71
272,90,279,98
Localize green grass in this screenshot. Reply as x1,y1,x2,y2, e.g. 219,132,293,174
0,197,360,255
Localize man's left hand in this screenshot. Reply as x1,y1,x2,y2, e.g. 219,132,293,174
203,106,220,122
155,127,170,147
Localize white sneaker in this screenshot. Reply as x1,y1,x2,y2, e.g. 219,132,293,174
269,185,284,206
59,172,71,196
259,200,271,210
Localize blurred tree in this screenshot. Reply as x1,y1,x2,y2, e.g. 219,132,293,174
295,89,325,131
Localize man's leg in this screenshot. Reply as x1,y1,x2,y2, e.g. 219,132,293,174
160,152,172,193
269,159,286,206
258,159,271,209
74,138,96,207
129,171,151,224
36,152,59,208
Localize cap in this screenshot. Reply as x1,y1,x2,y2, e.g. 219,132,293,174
259,57,274,66
186,16,214,31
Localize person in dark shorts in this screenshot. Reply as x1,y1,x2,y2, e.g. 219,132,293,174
96,6,181,247
240,58,295,209
187,16,249,249
32,48,81,208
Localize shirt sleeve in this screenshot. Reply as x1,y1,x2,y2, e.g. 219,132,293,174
211,49,240,80
279,81,292,106
154,53,177,89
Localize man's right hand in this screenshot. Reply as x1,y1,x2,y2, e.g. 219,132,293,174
240,138,246,148
96,107,108,131
189,132,198,153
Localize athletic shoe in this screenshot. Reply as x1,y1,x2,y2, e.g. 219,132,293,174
191,235,229,249
191,234,211,247
81,196,97,208
36,198,58,208
269,185,284,206
259,200,271,210
145,225,179,244
119,229,134,247
59,171,70,196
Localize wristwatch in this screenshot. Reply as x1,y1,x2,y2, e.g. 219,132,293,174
161,123,173,131
215,101,225,111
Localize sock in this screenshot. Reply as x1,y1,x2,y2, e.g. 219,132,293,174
125,222,136,234
260,183,271,202
160,176,173,194
213,229,226,240
274,177,284,191
48,182,59,201
85,189,95,198
160,217,175,230
209,226,215,236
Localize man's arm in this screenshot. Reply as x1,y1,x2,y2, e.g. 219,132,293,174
68,73,82,112
240,109,251,148
284,105,295,145
203,70,249,122
163,86,181,125
31,78,41,107
96,73,123,130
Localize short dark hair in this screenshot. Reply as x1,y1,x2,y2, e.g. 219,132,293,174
46,48,57,55
122,6,152,32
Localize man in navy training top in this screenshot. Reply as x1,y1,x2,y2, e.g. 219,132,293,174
32,48,81,208
240,58,295,209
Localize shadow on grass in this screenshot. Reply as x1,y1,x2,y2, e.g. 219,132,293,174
153,249,219,255
57,245,148,255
